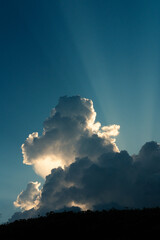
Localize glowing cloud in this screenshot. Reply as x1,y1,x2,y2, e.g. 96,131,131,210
21,96,119,178
14,182,41,211
10,96,160,222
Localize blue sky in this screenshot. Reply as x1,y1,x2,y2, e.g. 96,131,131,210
0,0,160,223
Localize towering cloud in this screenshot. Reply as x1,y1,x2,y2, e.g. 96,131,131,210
21,96,119,178
11,96,160,222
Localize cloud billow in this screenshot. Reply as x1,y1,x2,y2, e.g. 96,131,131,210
21,96,119,178
11,96,160,221
14,182,41,211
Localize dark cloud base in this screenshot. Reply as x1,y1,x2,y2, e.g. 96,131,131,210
11,140,160,222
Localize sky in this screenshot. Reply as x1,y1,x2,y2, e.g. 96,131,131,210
0,0,160,223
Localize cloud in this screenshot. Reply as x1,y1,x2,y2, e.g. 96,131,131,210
21,96,119,178
10,96,160,222
37,151,134,213
14,182,41,211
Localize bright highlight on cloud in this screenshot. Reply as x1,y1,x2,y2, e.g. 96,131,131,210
14,182,41,211
11,96,160,222
21,96,120,178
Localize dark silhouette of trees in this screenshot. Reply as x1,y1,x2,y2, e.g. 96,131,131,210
1,208,160,239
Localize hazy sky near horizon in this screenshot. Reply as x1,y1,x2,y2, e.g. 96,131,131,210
1,0,160,223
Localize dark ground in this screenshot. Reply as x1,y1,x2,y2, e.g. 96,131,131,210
1,208,160,239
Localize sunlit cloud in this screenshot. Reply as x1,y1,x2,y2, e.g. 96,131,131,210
67,201,90,211
33,156,63,178
21,96,119,178
14,182,41,211
10,96,160,222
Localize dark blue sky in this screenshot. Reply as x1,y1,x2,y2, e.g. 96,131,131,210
0,0,160,223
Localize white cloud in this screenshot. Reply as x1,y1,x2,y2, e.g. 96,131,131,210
14,182,41,211
11,96,160,222
21,96,119,178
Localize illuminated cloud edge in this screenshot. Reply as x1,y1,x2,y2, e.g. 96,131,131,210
10,96,160,222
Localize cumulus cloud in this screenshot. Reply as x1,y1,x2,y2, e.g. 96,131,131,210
10,96,160,222
14,182,41,211
22,96,119,178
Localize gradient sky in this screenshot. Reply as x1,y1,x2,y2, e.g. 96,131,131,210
0,0,160,223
